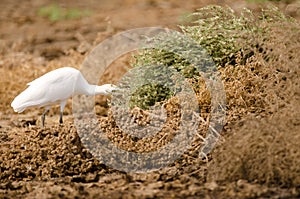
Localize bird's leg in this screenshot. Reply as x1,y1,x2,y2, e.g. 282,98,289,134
41,107,50,127
59,112,63,124
59,101,67,125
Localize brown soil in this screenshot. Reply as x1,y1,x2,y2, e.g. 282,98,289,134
1,0,299,198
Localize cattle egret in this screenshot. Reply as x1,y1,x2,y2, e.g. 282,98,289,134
11,67,118,126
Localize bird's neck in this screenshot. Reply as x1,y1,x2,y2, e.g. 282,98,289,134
82,84,98,96
94,85,108,95
75,81,109,96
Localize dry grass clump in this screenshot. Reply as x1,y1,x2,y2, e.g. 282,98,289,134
101,97,182,153
207,14,300,187
207,109,300,186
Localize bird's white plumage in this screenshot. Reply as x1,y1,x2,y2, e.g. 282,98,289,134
12,67,79,112
11,67,117,125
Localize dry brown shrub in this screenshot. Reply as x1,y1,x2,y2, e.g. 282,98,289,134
207,109,300,186
101,97,182,153
207,18,300,187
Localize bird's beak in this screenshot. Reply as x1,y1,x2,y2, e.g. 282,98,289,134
108,84,121,94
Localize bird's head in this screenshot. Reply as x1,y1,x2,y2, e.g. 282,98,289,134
95,84,120,95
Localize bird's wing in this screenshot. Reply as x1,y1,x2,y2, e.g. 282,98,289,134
11,84,51,112
12,68,79,112
27,67,80,86
28,71,65,86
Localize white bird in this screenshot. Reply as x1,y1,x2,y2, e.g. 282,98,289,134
11,67,118,126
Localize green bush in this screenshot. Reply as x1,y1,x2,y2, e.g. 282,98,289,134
130,5,293,110
129,83,173,110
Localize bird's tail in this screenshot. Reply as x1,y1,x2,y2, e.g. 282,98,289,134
11,87,35,113
11,96,27,113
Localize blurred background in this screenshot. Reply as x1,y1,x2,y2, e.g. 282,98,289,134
0,0,299,59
